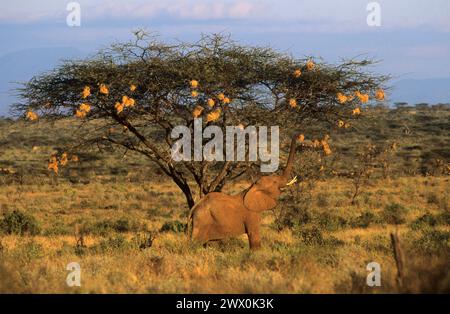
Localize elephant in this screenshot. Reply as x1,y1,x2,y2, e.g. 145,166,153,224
188,134,300,249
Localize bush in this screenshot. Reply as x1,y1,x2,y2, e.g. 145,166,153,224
296,226,344,247
381,203,408,225
415,229,450,255
273,205,311,230
94,235,130,253
159,220,187,233
85,218,145,236
274,186,314,230
132,232,157,250
11,239,44,261
20,240,43,259
316,193,329,207
438,211,450,225
351,211,379,228
43,221,72,236
410,212,438,230
297,226,324,245
410,212,450,230
0,210,40,235
316,212,348,231
113,219,136,232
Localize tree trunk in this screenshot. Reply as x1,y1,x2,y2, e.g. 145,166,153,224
182,186,195,209
168,172,196,209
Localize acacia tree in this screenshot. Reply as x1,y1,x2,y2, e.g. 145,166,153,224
15,31,387,209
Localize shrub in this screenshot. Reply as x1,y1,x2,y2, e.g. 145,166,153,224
0,210,40,235
361,235,391,254
437,211,450,225
351,211,378,228
113,219,135,232
274,178,316,230
324,236,345,247
13,240,44,261
415,229,450,255
410,211,450,230
85,218,145,236
381,203,408,225
94,235,130,253
43,221,72,236
273,204,311,230
316,193,329,207
315,212,348,231
159,220,187,233
410,212,438,230
297,226,324,245
132,232,157,250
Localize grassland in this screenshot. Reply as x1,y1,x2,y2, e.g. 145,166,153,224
0,106,449,293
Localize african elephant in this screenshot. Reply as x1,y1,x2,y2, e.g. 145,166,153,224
188,135,299,249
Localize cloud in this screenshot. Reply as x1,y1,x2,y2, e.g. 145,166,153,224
0,0,267,23
0,0,449,34
163,0,265,20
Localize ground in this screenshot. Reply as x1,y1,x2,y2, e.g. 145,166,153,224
0,175,448,293
0,107,449,293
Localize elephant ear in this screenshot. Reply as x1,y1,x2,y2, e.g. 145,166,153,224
244,185,277,212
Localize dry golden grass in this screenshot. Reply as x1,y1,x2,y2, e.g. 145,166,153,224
0,175,448,293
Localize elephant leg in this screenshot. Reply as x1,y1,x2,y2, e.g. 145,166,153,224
245,221,261,250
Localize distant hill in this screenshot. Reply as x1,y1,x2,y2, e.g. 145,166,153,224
390,78,450,105
0,47,86,116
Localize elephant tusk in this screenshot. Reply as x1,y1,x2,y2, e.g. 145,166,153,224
286,176,297,186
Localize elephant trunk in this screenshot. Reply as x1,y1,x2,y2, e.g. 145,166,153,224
282,134,299,182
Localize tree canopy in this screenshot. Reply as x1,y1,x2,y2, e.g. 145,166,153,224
15,31,388,208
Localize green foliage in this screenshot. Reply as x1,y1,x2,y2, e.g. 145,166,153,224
351,211,379,228
361,234,391,254
381,203,408,225
159,220,187,233
94,235,130,253
0,210,40,236
296,226,344,247
415,229,450,255
132,232,156,250
14,31,387,208
274,160,319,231
297,226,324,245
13,239,44,261
315,212,348,231
316,193,329,207
84,218,146,236
43,221,73,236
410,212,439,230
273,204,311,231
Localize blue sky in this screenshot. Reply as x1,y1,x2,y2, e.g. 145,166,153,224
0,0,449,115
1,0,449,78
